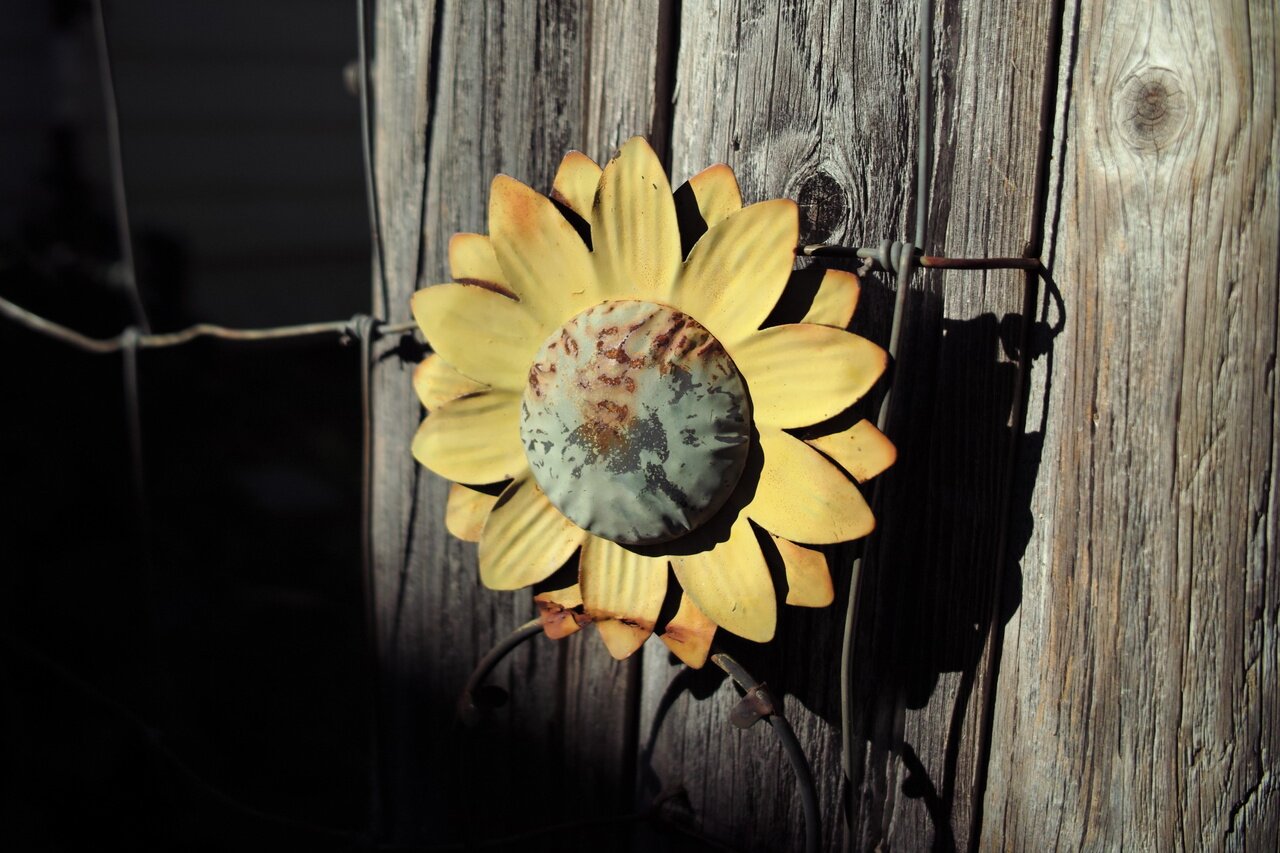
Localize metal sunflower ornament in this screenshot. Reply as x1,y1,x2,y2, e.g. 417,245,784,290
411,137,895,669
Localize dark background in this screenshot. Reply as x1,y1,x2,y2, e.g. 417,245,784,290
1,1,375,849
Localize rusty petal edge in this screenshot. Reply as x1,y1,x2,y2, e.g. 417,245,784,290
534,584,590,640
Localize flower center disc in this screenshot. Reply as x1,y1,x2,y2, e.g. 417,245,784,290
520,300,752,546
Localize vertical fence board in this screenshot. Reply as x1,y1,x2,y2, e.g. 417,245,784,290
369,0,661,845
982,0,1280,848
638,1,1054,850
371,0,1277,848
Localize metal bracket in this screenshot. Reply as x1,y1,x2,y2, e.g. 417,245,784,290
729,683,778,729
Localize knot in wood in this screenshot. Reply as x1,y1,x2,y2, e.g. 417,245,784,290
1115,67,1189,151
795,170,849,244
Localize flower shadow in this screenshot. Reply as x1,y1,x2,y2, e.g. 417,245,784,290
633,265,1067,850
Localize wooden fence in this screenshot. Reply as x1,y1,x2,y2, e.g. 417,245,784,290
368,1,1278,849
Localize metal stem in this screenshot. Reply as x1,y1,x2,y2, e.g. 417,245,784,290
712,653,821,853
839,0,934,846
456,618,544,727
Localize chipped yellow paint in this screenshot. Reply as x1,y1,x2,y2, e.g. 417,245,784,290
748,428,874,544
674,199,799,348
591,137,681,297
806,419,898,483
660,593,717,668
410,283,543,391
534,584,589,639
730,323,887,429
550,150,602,225
686,163,743,230
800,267,861,329
412,354,487,411
412,389,526,485
488,174,599,328
447,232,512,295
478,477,586,590
672,516,776,643
772,535,834,607
445,483,497,542
580,537,668,660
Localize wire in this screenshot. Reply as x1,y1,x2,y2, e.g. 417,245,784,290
0,295,416,354
711,653,821,853
455,618,545,727
356,0,389,312
355,315,384,841
838,0,932,845
802,243,1044,274
914,0,933,249
89,0,150,334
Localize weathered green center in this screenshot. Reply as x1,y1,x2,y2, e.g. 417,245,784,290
520,300,751,546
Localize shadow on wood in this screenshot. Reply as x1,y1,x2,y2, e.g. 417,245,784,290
839,266,1065,851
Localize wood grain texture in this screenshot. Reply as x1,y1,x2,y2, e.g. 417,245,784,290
982,0,1280,848
638,1,1055,850
372,0,1278,848
368,0,661,845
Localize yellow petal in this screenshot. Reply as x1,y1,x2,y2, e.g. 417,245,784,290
686,163,742,230
534,584,589,639
675,199,799,346
748,428,875,545
592,137,680,298
489,174,598,328
771,535,833,607
807,419,897,483
550,150,602,225
801,268,861,328
671,516,776,643
411,390,525,485
580,537,668,660
731,324,888,429
659,594,717,669
445,483,497,542
448,233,512,295
410,283,541,391
478,477,586,590
412,354,487,410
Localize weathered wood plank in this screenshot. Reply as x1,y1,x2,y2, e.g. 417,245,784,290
369,0,662,845
640,1,1054,849
982,0,1280,847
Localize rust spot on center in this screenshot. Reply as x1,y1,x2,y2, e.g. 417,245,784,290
579,399,634,456
520,300,752,545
